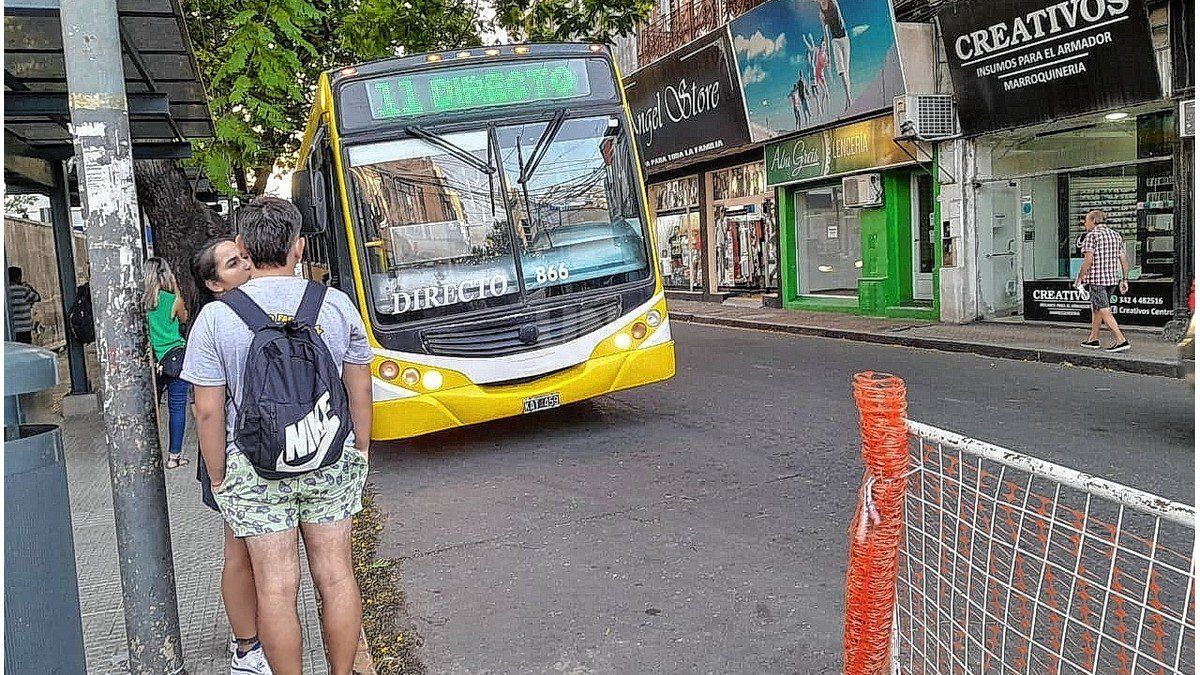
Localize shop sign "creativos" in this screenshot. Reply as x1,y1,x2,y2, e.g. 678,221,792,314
952,0,1131,62
938,0,1160,135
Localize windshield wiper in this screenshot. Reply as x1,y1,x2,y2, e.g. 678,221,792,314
518,110,566,185
405,125,495,175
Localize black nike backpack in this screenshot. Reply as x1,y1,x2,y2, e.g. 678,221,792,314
220,282,351,479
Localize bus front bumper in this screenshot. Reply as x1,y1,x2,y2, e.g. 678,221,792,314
370,340,676,441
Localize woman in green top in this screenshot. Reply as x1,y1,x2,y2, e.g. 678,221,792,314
145,257,191,468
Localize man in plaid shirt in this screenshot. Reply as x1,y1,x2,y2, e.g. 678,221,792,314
1074,210,1131,352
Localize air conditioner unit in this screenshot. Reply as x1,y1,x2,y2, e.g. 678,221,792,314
842,174,883,208
1181,99,1195,138
894,94,958,141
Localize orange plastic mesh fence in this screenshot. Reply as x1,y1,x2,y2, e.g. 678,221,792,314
845,372,910,675
895,427,1196,674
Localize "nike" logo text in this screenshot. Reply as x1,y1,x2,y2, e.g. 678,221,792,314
280,391,340,473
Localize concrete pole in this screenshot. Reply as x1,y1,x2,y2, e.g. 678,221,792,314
50,161,91,395
59,2,185,673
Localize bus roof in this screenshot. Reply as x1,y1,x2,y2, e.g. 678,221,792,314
296,43,612,167
326,43,610,83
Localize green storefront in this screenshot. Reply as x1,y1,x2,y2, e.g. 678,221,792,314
768,116,941,320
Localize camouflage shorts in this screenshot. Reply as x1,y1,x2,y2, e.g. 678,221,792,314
213,447,368,538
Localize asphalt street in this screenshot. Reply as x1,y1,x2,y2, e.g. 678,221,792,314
367,322,1195,674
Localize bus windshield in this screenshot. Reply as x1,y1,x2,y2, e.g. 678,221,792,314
346,114,650,325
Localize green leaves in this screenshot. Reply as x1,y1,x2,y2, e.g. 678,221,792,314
183,0,649,196
185,0,480,195
493,0,652,45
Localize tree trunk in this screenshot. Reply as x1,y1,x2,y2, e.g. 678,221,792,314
234,166,249,196
133,159,229,317
251,165,273,196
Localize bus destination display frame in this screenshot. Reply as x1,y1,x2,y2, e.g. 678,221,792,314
362,59,592,121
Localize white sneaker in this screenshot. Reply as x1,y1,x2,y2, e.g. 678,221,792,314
229,636,237,654
230,643,273,675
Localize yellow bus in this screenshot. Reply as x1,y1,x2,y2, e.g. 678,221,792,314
292,43,675,441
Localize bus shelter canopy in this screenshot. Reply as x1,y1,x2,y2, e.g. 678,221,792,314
4,0,214,192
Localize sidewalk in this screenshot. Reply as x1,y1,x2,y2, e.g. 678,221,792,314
667,299,1182,378
56,355,329,673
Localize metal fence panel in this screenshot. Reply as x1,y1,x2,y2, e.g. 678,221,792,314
895,421,1196,675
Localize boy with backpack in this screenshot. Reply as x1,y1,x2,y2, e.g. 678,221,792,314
181,196,374,675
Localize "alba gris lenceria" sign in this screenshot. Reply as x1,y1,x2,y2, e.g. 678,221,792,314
624,29,751,171
938,0,1161,135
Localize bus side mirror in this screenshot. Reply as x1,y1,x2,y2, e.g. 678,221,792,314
292,168,326,235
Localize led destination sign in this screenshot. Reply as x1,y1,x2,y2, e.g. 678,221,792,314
364,60,592,120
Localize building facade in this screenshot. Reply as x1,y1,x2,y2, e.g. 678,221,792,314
769,116,939,319
934,0,1193,330
622,0,1192,327
625,0,942,316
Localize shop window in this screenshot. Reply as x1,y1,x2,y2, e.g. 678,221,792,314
653,212,703,290
650,176,702,291
794,185,861,297
975,108,1177,322
651,176,699,212
1065,175,1138,274
712,163,766,201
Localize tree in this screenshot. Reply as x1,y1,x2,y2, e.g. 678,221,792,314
137,0,482,315
184,0,484,197
143,0,651,314
492,0,654,44
134,160,229,316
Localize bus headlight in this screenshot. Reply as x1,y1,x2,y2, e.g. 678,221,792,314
631,322,647,340
379,360,400,380
401,368,420,387
614,333,633,350
422,370,444,390
646,309,662,328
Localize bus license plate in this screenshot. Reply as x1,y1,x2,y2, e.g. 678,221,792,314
523,393,560,414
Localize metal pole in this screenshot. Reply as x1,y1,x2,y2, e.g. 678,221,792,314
59,2,185,673
50,160,91,395
3,252,13,342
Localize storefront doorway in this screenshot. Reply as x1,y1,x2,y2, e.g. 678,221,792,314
710,161,773,294
977,181,1022,317
793,184,861,298
911,173,935,301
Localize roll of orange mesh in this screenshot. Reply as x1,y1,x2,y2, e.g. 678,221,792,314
845,372,908,675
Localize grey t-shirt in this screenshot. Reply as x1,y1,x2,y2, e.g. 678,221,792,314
181,276,374,454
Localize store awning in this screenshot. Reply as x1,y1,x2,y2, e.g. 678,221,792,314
4,0,214,190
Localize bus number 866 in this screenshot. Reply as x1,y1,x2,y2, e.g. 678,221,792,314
535,264,570,284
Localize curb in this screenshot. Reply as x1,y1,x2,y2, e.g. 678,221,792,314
672,312,1181,379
